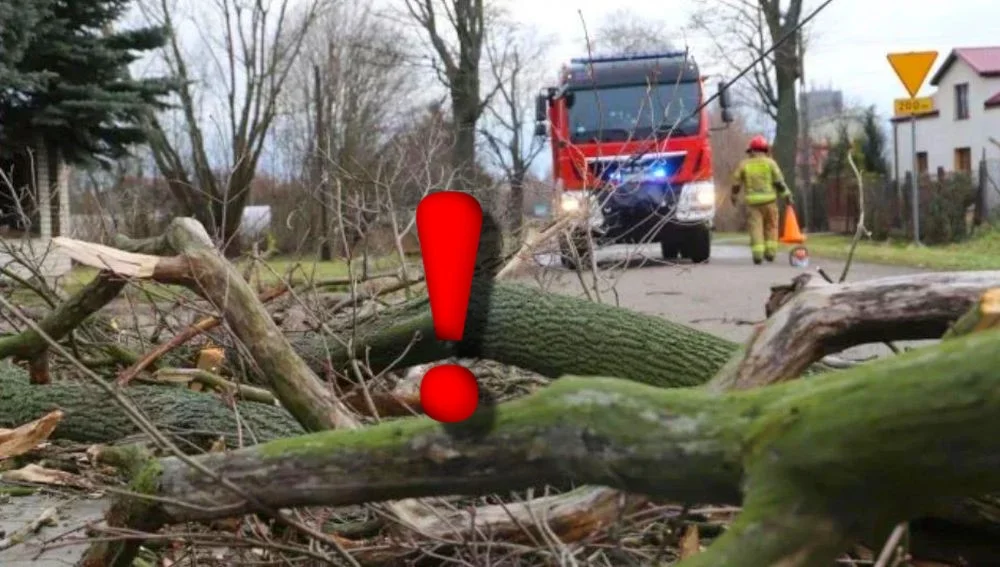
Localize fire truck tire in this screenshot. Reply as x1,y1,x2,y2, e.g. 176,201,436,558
685,226,712,264
660,239,680,261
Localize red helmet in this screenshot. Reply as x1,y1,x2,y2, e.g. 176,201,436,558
747,135,769,153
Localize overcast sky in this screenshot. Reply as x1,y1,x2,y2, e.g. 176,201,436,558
506,0,1000,125
124,0,1000,180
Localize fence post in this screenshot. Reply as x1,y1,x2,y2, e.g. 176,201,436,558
902,172,913,238
975,155,987,226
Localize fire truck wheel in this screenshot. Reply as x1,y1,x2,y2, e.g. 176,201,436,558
660,239,680,261
685,226,712,264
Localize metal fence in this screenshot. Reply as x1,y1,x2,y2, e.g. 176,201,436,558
980,158,1000,221
806,164,985,245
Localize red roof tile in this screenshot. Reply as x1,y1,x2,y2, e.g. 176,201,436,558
930,47,1000,85
986,91,1000,109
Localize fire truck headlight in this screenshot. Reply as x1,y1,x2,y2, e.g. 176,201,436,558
650,166,668,179
560,192,586,213
688,181,715,206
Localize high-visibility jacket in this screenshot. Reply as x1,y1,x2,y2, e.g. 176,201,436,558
731,155,789,206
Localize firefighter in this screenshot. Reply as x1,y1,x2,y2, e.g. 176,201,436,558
730,135,793,264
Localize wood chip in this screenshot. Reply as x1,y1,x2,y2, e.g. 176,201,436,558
2,463,96,490
51,236,160,277
197,346,225,373
0,410,63,461
678,524,701,559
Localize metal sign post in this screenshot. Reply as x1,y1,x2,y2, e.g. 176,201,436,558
910,113,919,243
887,51,938,245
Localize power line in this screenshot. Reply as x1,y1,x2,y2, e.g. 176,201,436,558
622,0,840,168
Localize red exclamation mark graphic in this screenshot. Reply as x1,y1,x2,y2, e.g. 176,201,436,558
416,191,483,423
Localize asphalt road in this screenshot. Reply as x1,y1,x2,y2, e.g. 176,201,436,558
0,241,932,565
527,241,928,357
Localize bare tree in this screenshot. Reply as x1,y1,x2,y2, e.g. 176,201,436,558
294,2,416,258
690,0,806,196
401,0,500,191
589,7,678,54
137,0,326,256
479,22,553,240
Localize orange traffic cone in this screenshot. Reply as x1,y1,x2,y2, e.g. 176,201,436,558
780,204,806,244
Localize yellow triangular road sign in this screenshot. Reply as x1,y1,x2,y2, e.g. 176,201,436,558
887,51,939,98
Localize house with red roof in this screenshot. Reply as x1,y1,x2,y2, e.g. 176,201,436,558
891,46,1000,192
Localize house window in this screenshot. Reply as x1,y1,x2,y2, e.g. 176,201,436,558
916,152,929,175
954,147,972,173
955,83,970,120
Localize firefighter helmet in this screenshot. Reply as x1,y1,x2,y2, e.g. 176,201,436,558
747,135,769,153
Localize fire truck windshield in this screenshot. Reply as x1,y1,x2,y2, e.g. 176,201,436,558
566,81,701,144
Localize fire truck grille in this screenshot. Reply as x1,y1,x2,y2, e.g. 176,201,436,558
586,153,687,184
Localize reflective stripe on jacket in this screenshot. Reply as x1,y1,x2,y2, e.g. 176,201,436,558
732,155,787,205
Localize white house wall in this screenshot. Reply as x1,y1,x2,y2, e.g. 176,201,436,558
892,60,1000,180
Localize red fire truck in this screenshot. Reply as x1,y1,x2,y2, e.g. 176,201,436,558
534,51,733,268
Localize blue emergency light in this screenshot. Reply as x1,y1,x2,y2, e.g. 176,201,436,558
604,159,672,183
570,51,688,65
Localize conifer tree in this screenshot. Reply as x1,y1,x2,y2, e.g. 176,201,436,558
0,0,172,165
860,105,889,175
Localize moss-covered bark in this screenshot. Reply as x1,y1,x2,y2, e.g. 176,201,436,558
109,327,1000,566
295,282,739,389
710,272,1000,391
0,362,304,448
3,246,994,564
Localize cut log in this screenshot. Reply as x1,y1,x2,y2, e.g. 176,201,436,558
0,362,304,447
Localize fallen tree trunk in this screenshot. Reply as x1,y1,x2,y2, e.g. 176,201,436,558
11,269,1000,559
709,271,1000,391
0,362,304,446
8,243,1000,562
26,272,990,446
293,281,738,388
294,272,1000,391
87,327,1000,566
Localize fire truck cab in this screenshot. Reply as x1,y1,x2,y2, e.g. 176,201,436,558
535,51,733,268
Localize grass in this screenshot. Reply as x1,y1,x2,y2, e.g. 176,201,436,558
246,254,410,284
781,228,1000,271
711,231,745,244
9,253,416,306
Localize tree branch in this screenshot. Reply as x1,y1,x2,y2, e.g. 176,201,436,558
709,271,1000,391
92,327,1000,564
